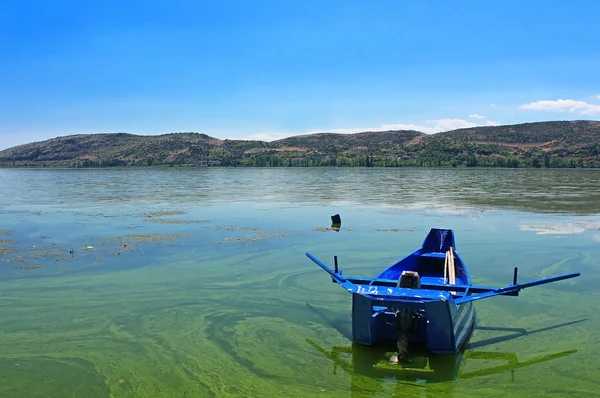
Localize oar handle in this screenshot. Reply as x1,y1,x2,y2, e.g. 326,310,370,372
494,272,580,294
306,252,347,283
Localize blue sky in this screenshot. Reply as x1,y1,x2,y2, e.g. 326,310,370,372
1,0,599,150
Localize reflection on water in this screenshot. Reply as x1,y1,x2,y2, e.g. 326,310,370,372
1,168,600,214
306,300,583,395
307,340,464,385
308,340,577,396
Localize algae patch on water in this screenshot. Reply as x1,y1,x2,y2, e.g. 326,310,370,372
107,233,198,244
0,357,110,398
144,210,188,217
203,225,288,246
0,238,72,267
217,233,282,245
145,219,210,224
374,228,415,232
0,230,15,258
208,226,261,232
14,265,42,270
0,239,16,257
100,233,199,256
2,232,201,272
139,209,211,225
313,227,353,232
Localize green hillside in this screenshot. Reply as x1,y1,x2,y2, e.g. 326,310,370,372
1,121,599,168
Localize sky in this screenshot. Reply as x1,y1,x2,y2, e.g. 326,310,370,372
1,0,599,150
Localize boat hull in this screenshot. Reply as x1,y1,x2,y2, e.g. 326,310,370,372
351,293,475,354
306,227,579,355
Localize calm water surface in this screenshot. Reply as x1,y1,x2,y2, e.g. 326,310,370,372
0,168,598,397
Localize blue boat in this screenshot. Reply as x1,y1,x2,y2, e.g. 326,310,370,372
306,228,580,355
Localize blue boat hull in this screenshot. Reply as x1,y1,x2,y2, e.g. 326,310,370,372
349,229,474,353
306,228,580,355
351,293,475,354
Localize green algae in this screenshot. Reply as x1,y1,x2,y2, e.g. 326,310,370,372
217,233,286,246
374,228,415,232
144,210,188,217
0,239,16,257
145,218,210,224
313,227,354,232
1,231,596,397
0,357,110,398
208,225,262,232
102,233,198,249
0,168,599,397
142,210,211,225
13,265,42,270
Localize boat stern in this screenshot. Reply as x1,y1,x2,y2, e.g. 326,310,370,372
351,292,471,354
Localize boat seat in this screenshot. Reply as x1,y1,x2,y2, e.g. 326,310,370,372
398,271,421,289
420,252,447,259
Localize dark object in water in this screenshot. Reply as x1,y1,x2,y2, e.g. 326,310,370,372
331,214,341,224
306,228,580,354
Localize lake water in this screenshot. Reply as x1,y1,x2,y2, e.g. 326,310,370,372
0,168,599,397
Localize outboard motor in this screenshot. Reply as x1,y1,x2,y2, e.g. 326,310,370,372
394,271,422,362
398,271,421,289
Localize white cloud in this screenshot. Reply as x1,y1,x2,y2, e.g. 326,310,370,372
490,103,496,107
428,118,499,132
597,95,600,100
305,118,500,136
241,132,288,141
303,124,434,135
520,99,600,115
428,119,479,132
373,123,439,134
469,114,485,119
236,117,502,141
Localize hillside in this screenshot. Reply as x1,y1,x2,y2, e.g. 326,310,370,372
0,132,243,167
427,120,600,146
408,120,600,168
0,121,599,168
272,130,424,152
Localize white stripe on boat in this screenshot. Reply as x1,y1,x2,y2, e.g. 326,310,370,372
453,302,472,335
454,304,475,349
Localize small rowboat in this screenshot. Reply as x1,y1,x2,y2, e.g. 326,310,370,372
306,228,580,354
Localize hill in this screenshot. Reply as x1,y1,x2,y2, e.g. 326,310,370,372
272,130,424,152
0,121,599,168
407,120,600,168
0,132,237,167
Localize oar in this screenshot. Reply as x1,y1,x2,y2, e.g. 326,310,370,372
454,272,580,304
449,247,457,294
444,250,448,284
449,247,456,284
